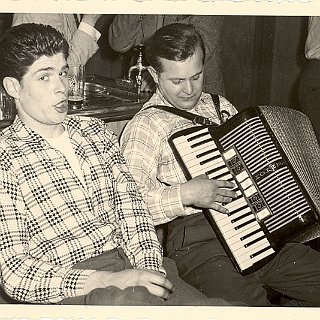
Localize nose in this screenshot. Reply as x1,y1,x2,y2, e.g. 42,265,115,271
182,80,193,95
55,76,68,94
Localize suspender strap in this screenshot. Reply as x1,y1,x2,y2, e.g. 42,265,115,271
211,94,223,124
144,94,221,126
145,105,216,126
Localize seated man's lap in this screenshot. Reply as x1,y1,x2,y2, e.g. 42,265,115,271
169,238,271,306
61,248,228,306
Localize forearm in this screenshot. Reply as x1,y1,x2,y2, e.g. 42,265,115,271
102,125,164,272
120,122,193,225
68,29,99,65
1,255,94,303
305,17,320,59
143,184,187,225
113,176,164,272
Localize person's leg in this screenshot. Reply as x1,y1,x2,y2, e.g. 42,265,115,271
61,286,164,306
61,249,163,305
162,257,241,306
61,248,238,306
167,215,269,306
258,242,320,307
174,240,271,306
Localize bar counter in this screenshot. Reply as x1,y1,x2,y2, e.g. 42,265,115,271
0,75,147,134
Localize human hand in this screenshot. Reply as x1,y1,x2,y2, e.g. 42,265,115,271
84,269,175,299
180,175,238,213
82,14,102,26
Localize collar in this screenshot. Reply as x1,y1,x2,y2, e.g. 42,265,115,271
143,89,208,113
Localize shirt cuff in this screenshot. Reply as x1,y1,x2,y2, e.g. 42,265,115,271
78,21,101,42
62,268,96,299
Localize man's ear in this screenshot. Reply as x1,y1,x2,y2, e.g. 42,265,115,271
147,66,159,84
3,77,20,99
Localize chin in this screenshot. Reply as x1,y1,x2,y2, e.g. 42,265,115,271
179,102,197,111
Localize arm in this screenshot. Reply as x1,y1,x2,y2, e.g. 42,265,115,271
100,124,165,272
120,114,186,225
12,13,100,65
120,96,238,225
0,148,95,303
0,157,172,302
108,14,145,53
69,14,101,65
79,123,175,298
305,17,320,59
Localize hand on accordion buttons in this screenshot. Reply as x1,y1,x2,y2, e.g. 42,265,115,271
180,174,238,214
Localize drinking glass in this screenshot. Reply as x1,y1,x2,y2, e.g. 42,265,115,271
68,64,85,109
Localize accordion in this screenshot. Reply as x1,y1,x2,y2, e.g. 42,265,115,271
168,106,320,275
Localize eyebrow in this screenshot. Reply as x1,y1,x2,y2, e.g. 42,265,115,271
169,70,203,80
33,64,68,76
32,67,54,75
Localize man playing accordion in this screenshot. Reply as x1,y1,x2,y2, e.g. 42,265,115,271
120,22,320,306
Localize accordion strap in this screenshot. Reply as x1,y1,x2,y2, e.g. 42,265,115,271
211,94,223,124
144,94,221,126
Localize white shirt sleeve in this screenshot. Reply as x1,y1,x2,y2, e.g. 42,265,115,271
305,17,320,60
78,21,101,42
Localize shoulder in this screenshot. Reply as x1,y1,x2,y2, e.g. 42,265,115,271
202,93,238,114
122,106,180,148
12,13,63,26
65,115,116,140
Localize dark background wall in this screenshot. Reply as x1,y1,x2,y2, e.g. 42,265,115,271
222,15,308,111
0,14,310,112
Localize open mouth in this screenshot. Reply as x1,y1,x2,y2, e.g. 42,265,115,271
55,100,68,111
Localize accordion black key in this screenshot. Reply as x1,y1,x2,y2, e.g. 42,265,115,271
168,106,320,275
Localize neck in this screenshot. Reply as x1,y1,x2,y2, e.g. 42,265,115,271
39,125,65,139
18,114,65,138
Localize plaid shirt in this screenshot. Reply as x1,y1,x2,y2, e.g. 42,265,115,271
0,115,163,303
120,90,237,225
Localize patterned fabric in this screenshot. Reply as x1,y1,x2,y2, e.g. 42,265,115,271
0,115,163,303
120,90,237,225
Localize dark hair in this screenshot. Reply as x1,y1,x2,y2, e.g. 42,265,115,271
145,23,206,72
0,23,69,83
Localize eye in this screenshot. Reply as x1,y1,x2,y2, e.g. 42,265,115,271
60,70,68,77
172,79,183,85
39,74,49,81
191,74,200,81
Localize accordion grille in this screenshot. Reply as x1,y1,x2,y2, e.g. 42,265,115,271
218,106,320,233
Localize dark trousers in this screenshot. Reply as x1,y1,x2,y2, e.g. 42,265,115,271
167,214,320,307
61,248,237,306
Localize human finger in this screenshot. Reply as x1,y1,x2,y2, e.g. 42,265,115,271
143,272,175,299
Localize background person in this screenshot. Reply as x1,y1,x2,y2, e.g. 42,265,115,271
109,14,225,95
12,13,102,66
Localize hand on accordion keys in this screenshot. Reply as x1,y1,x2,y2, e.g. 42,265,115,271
180,174,238,214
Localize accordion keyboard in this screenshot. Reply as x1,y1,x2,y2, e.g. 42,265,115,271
171,126,275,273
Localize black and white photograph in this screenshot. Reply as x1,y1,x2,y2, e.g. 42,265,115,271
0,1,320,319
